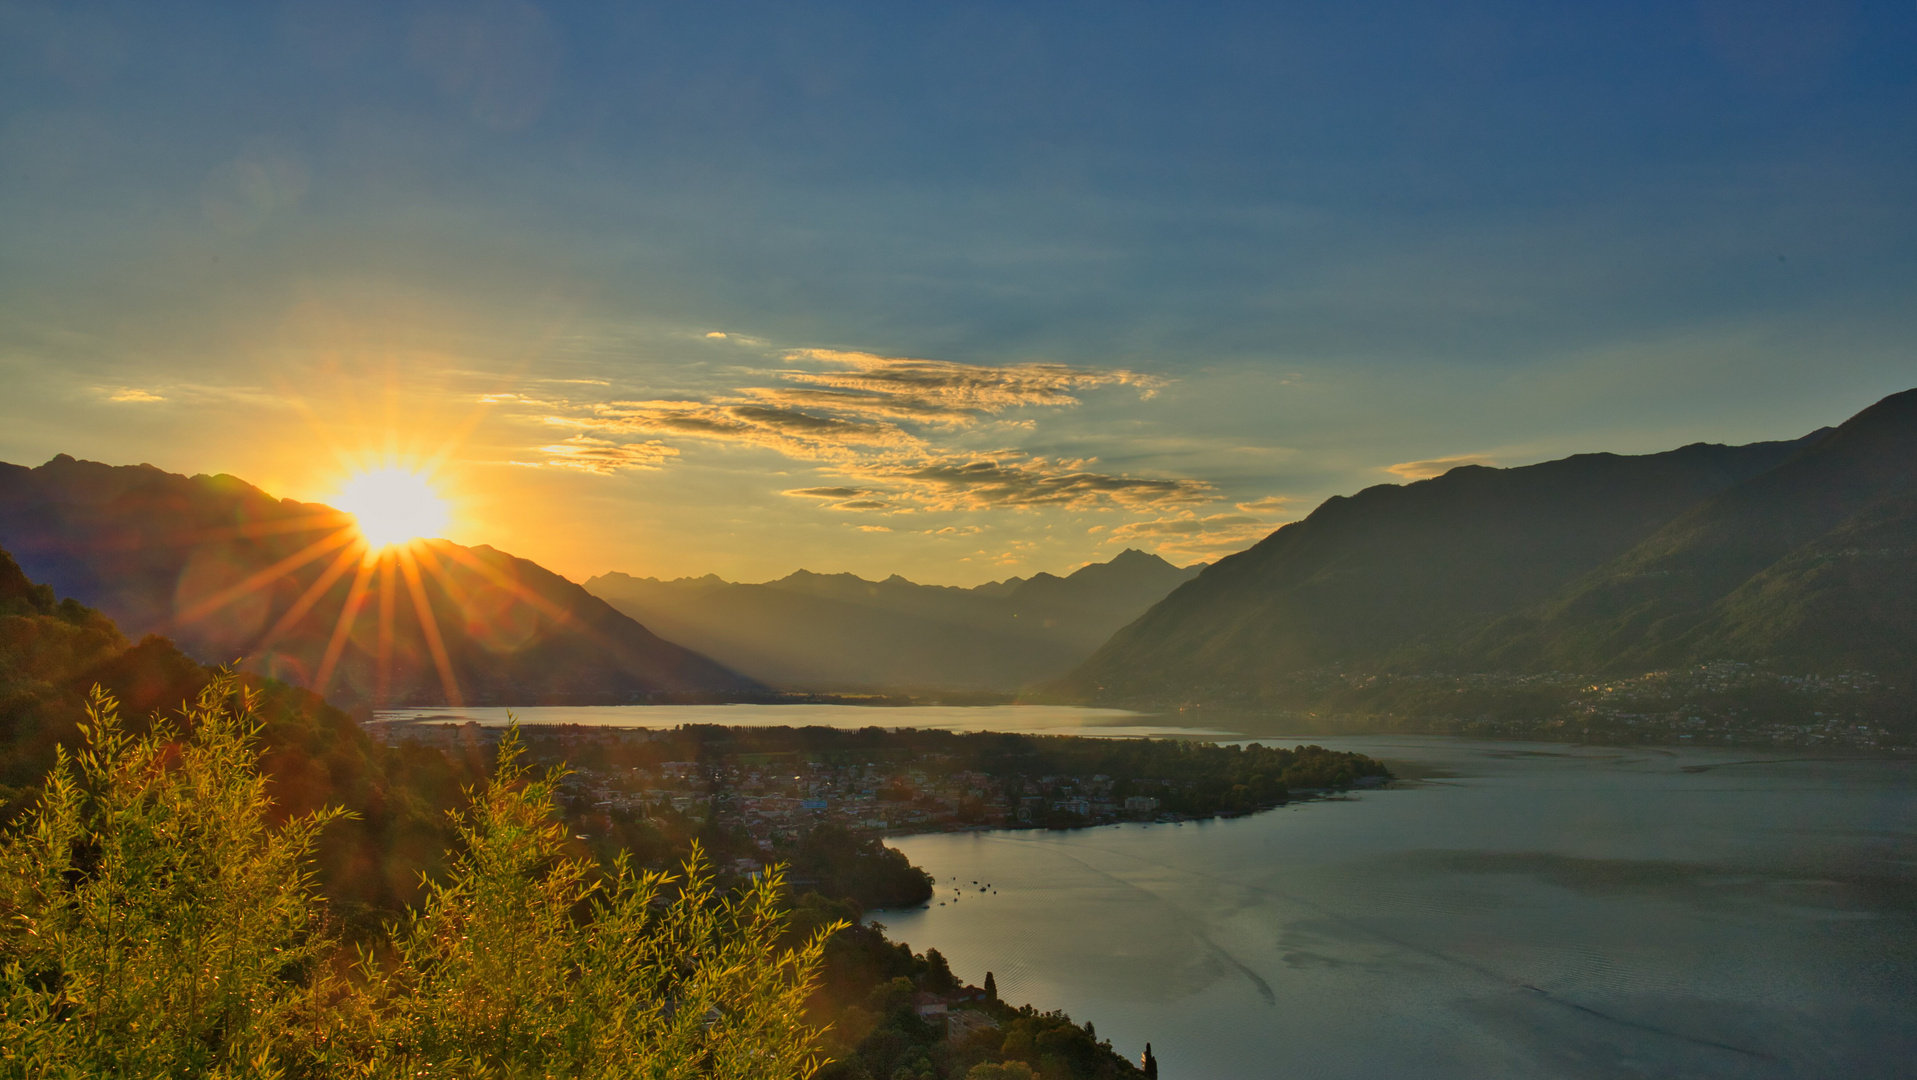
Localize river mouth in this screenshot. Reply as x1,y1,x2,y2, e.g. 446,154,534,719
879,736,1917,1080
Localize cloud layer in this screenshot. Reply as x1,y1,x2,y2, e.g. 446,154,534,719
537,435,679,474
1102,509,1286,561
515,349,1209,513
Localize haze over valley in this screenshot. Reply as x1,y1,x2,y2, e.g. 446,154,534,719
585,550,1200,693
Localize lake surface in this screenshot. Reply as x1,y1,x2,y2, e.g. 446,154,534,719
374,703,1232,739
880,737,1916,1080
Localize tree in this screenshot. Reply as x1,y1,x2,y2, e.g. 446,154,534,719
343,725,843,1077
0,681,842,1079
0,678,345,1077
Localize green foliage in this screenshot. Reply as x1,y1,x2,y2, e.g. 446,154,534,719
801,915,1143,1080
0,544,483,922
788,827,934,909
0,684,838,1079
349,728,839,1079
0,678,344,1078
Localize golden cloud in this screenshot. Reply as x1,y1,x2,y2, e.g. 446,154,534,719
784,486,869,499
877,456,1213,511
1385,454,1498,480
504,347,1214,516
782,349,1164,418
578,399,923,461
537,435,680,474
1106,509,1286,561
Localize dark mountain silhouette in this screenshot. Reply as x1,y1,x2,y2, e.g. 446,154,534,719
1055,407,1869,702
0,456,758,707
585,548,1201,691
1473,387,1917,673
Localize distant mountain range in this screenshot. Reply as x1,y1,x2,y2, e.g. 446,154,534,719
585,549,1202,692
0,456,757,707
1058,388,1917,706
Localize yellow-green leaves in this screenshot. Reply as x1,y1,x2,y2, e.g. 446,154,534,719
1,697,836,1080
0,676,344,1079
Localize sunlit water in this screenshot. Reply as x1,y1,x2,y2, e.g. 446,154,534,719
876,738,1916,1080
371,708,1917,1077
374,703,1232,739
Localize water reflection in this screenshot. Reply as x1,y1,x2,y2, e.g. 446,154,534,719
882,737,1917,1080
375,702,1231,738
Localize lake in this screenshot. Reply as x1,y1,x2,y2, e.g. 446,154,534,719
878,737,1916,1080
374,702,1233,739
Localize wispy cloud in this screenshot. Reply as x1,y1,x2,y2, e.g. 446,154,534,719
576,398,921,461
507,348,1207,512
777,349,1164,420
1384,454,1498,480
784,486,869,499
536,435,679,474
1105,509,1285,561
99,383,289,408
883,455,1212,510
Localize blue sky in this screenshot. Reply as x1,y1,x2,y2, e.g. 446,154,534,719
1,0,1913,582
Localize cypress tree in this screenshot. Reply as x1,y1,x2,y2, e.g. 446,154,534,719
1143,1042,1159,1079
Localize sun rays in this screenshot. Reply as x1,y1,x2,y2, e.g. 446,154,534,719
159,453,496,708
333,467,451,551
164,521,631,711
133,342,655,711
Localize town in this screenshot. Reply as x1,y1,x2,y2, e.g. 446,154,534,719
365,720,1392,880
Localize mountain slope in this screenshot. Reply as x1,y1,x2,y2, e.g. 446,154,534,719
0,456,757,706
586,549,1201,691
1056,431,1825,702
0,542,478,914
1478,387,1917,673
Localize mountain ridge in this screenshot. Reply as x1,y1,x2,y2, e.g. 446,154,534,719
586,549,1202,692
1057,431,1828,702
1471,387,1917,674
0,455,758,707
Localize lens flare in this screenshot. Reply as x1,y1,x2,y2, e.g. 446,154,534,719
334,467,450,550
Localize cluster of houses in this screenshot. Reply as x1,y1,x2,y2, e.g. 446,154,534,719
590,758,1179,841
361,721,1203,844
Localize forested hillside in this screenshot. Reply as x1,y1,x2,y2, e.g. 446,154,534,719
1059,432,1819,700
1057,388,1917,745
0,542,478,918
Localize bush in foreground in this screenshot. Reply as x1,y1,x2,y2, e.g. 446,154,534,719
0,676,837,1079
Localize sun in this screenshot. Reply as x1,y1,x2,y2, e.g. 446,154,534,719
333,467,450,550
